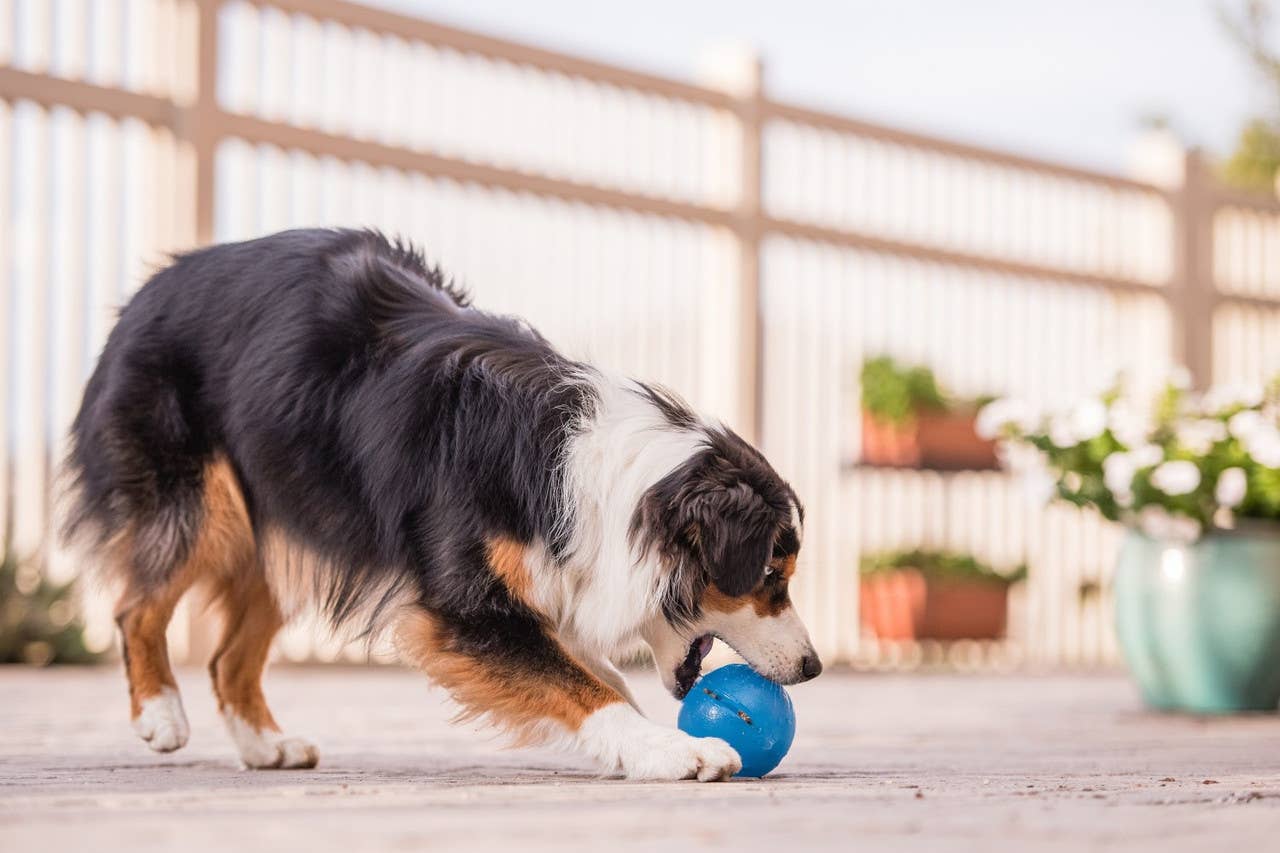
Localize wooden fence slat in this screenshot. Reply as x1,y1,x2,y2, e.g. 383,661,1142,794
9,101,50,562
0,98,10,551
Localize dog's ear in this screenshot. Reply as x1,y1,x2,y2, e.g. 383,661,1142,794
684,482,774,597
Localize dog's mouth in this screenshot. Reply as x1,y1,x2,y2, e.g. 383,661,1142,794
672,634,715,699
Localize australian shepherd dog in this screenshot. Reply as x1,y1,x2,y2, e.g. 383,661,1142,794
62,228,820,781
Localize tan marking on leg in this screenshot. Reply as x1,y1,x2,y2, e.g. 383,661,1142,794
395,609,620,740
116,456,255,716
208,568,317,769
208,572,285,733
116,578,188,718
486,537,532,604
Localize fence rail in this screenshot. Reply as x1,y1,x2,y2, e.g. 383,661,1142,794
5,0,1280,667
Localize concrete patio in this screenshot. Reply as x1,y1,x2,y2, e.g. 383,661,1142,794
2,665,1278,851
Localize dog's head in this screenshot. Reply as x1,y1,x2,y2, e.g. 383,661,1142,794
632,426,821,699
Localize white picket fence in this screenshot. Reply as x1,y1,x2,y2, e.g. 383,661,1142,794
4,0,1280,667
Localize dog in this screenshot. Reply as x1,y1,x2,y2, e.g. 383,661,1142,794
63,228,820,781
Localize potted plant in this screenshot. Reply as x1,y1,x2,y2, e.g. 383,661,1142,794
859,549,1027,641
859,357,998,470
0,550,101,665
980,375,1280,713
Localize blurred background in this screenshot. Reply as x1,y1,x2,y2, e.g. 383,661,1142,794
3,0,1280,673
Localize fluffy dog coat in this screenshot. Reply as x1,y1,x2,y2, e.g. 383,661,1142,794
64,228,819,780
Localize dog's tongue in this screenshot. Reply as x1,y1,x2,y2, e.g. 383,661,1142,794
696,635,715,658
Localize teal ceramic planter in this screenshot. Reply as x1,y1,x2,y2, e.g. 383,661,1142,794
1114,525,1280,713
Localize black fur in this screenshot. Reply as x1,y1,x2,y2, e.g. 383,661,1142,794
65,226,802,683
631,425,802,623
64,228,593,643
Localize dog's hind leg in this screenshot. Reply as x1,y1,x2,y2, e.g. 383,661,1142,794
116,572,197,753
208,570,318,769
113,457,255,753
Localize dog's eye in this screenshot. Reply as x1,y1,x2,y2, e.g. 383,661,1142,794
763,566,775,577
772,527,798,559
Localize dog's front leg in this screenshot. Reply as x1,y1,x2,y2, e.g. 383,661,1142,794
395,607,740,781
561,638,642,712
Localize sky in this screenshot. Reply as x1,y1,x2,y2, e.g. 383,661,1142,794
366,0,1274,177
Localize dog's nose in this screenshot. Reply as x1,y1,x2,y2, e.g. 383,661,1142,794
800,653,823,680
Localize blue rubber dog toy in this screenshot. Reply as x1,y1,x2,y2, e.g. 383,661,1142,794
677,664,795,777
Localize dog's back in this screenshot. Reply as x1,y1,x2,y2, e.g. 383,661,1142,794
66,228,567,590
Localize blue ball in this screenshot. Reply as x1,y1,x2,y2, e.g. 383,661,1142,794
677,664,795,777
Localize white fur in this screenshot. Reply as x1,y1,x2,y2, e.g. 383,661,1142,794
703,605,816,683
261,527,416,638
574,703,741,781
132,686,190,753
541,373,816,697
222,712,319,769
549,374,709,655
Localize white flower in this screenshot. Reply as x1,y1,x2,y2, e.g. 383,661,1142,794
1103,452,1138,498
1138,506,1171,539
1166,367,1193,391
1201,383,1265,415
1246,425,1280,468
975,398,1035,440
1049,414,1078,448
1107,445,1162,505
1215,467,1247,508
1107,401,1151,448
1069,399,1108,443
1169,514,1202,543
1138,505,1201,543
1150,460,1201,496
999,443,1055,505
1021,464,1056,506
1175,419,1227,454
1130,444,1164,469
1228,409,1266,441
1046,398,1107,448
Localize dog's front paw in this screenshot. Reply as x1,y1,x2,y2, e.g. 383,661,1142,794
132,686,190,753
622,727,742,781
578,704,742,782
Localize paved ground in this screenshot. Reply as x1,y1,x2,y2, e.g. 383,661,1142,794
1,666,1279,852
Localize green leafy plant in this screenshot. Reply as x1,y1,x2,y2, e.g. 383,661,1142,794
1217,2,1280,191
860,356,949,425
860,549,1028,585
1221,118,1280,191
979,374,1280,541
0,550,101,665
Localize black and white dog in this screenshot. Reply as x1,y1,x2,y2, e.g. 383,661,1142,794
64,228,820,781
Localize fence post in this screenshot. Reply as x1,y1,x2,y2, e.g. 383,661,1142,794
739,60,765,448
187,0,220,246
1169,148,1215,388
699,46,764,445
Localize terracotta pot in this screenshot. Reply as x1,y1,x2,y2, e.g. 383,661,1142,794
860,569,1010,641
915,410,998,471
860,411,920,467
